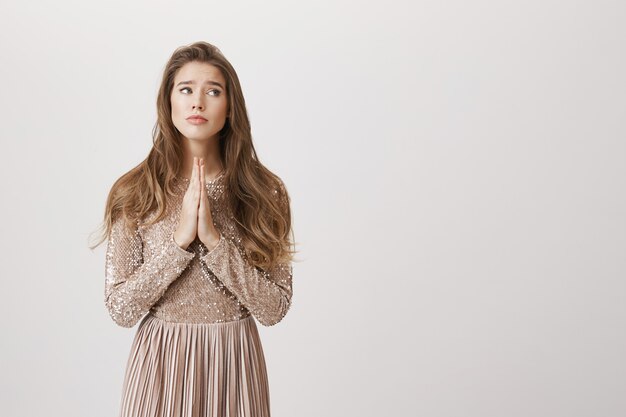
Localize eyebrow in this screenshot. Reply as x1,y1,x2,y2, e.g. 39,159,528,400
175,80,225,89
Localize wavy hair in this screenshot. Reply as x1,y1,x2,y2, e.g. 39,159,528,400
89,41,296,270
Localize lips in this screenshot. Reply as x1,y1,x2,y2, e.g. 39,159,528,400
187,115,208,125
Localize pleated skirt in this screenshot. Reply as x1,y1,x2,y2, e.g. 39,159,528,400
117,312,271,417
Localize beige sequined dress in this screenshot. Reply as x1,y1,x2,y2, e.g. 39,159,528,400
104,172,293,417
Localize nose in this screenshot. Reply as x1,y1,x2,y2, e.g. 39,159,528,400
192,94,205,111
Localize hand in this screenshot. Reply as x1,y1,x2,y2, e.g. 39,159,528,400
197,158,221,250
173,157,201,249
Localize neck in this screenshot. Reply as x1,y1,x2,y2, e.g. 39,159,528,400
178,135,224,180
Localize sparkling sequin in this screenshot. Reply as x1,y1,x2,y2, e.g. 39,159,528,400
104,175,293,327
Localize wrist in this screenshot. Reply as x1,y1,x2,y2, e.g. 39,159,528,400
173,233,190,250
200,231,221,251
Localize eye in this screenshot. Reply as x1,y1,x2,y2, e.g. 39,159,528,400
178,87,221,96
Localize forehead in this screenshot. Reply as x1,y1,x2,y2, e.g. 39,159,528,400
174,61,226,85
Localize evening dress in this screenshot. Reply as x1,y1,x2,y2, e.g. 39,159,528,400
104,172,293,417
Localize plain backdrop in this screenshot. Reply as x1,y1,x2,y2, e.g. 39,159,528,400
0,1,624,416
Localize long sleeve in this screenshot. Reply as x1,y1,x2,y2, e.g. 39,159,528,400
199,235,293,326
104,216,196,328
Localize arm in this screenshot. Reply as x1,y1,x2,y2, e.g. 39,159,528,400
199,181,294,326
199,235,293,326
104,216,195,328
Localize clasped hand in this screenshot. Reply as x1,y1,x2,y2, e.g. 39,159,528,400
173,157,221,251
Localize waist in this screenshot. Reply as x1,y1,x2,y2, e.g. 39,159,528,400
146,308,253,326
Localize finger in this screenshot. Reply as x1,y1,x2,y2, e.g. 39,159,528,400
199,167,205,211
196,158,202,191
196,159,202,206
191,158,199,202
201,161,206,189
201,171,210,216
202,178,209,213
191,157,197,185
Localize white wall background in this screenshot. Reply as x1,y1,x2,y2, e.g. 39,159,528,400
0,1,624,416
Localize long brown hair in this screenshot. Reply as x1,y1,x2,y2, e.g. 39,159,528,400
89,41,296,269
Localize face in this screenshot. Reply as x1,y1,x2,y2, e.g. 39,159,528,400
170,61,229,142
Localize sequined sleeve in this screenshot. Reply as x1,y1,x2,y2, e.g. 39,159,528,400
104,216,196,328
199,183,293,326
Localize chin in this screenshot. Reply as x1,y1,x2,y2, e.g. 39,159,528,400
184,132,221,141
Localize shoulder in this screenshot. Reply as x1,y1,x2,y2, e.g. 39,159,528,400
272,178,289,203
269,178,291,221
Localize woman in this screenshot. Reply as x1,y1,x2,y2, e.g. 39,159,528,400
92,41,295,417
